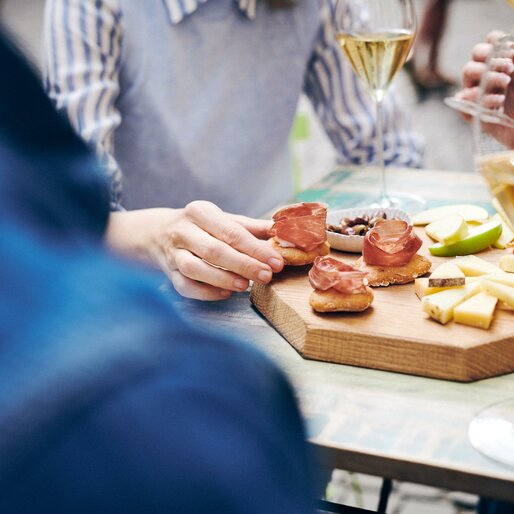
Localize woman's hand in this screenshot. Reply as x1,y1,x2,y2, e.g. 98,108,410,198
455,31,514,148
105,201,284,301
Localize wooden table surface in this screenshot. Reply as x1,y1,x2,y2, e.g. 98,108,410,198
176,167,514,502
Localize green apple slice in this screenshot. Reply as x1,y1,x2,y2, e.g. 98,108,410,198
412,204,489,226
425,214,469,245
428,218,502,257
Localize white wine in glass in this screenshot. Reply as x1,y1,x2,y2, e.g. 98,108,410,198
335,0,425,211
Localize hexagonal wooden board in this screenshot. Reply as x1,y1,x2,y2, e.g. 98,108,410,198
251,236,514,382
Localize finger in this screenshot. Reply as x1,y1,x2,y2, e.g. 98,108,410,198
488,57,514,76
173,248,250,292
453,89,475,123
482,71,512,95
185,201,284,273
169,270,233,301
486,30,506,46
455,87,478,103
471,43,493,63
463,61,487,88
481,93,506,111
173,222,275,284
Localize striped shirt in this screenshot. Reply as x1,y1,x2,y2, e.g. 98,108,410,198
44,0,423,212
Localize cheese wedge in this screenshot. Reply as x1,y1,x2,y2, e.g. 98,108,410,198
421,282,481,324
480,273,514,287
454,292,498,329
480,280,514,309
428,262,466,287
499,254,514,273
430,262,465,279
428,277,466,287
415,278,460,299
415,277,481,299
454,255,505,276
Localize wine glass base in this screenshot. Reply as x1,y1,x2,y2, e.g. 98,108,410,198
359,192,426,214
444,97,514,128
469,399,514,468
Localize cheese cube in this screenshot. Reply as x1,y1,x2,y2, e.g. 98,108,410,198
480,280,514,309
454,293,498,329
499,254,514,273
498,301,514,311
454,255,504,276
421,282,481,324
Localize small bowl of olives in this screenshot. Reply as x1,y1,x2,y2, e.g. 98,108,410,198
326,207,411,253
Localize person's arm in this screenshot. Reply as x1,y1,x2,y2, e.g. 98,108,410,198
304,0,424,168
43,0,284,301
44,0,124,208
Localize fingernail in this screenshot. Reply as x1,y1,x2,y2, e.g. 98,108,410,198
257,269,272,283
220,290,232,298
234,279,247,291
268,257,283,271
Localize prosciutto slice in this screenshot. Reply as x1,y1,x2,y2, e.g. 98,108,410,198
309,256,368,294
271,202,327,252
363,219,422,266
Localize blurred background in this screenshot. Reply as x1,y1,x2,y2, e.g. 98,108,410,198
2,1,512,512
3,0,512,192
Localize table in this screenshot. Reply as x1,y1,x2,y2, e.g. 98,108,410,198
178,167,514,503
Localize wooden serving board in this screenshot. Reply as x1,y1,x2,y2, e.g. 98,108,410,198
251,231,514,382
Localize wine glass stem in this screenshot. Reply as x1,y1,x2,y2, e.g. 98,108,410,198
375,96,388,204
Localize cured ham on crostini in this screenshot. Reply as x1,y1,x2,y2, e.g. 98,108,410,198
270,202,330,266
355,219,431,286
308,256,373,312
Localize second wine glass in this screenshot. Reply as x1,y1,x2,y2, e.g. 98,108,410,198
334,0,425,211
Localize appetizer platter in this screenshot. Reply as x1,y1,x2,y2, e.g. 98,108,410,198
251,202,514,382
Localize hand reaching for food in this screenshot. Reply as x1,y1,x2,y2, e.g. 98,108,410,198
105,202,284,301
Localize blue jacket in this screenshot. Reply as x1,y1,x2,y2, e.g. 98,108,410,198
0,35,313,513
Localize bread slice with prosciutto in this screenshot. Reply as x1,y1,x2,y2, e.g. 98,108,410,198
355,219,431,286
270,202,330,266
308,256,373,312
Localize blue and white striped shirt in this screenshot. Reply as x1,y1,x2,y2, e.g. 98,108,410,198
44,0,423,214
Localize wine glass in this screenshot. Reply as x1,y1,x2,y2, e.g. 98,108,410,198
468,35,514,468
469,399,514,468
334,0,425,212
